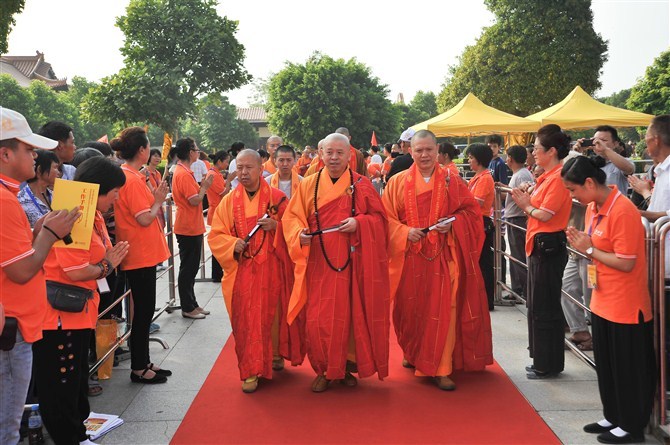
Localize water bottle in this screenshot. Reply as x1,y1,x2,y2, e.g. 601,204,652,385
27,405,44,445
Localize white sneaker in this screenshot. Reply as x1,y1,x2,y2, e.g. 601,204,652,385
80,440,98,445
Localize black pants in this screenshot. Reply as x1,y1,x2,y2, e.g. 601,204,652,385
480,217,495,310
211,255,223,282
126,266,157,371
33,329,91,445
177,234,203,312
98,269,125,320
527,232,568,373
592,313,656,434
507,216,528,297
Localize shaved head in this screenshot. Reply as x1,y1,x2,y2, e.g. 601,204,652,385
237,148,262,166
324,133,350,147
335,127,350,137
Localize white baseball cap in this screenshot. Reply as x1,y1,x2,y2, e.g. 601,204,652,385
1,107,58,149
398,127,416,143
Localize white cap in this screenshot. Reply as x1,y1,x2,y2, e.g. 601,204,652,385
398,127,416,143
1,107,57,149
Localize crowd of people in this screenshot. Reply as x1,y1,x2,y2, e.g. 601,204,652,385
1,103,669,445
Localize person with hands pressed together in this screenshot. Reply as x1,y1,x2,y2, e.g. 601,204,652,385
283,133,390,393
206,150,231,282
511,124,572,380
382,130,492,391
111,127,171,384
562,156,654,445
171,138,214,319
209,149,303,393
34,157,129,445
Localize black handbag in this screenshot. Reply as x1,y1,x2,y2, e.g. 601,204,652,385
534,232,566,256
0,316,18,351
46,280,94,313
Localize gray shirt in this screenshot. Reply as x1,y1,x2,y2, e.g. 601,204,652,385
504,167,534,218
602,158,634,195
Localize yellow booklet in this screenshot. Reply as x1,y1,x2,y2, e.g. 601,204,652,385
51,178,100,249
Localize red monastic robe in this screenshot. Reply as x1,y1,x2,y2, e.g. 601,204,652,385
283,168,390,380
208,180,304,380
383,164,493,375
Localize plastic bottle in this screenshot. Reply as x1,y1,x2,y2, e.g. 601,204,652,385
27,405,44,445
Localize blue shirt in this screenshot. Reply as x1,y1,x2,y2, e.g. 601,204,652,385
489,156,509,185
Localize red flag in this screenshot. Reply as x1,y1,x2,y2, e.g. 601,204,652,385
97,135,108,143
370,131,378,147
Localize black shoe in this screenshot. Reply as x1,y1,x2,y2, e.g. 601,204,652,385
526,369,559,380
525,364,535,373
149,363,172,376
596,431,644,444
130,368,168,384
584,422,615,434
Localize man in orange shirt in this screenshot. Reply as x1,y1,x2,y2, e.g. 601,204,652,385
262,135,283,176
383,130,492,391
209,149,303,393
283,133,390,392
0,107,78,444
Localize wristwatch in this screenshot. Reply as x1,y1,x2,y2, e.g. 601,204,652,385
585,246,594,256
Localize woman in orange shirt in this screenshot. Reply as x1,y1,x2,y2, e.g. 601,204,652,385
438,141,461,178
466,143,495,310
145,148,166,230
112,127,171,384
171,138,213,319
34,157,129,444
206,150,230,282
511,124,572,380
563,156,654,444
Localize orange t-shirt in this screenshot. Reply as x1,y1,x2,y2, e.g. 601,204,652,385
115,165,170,270
148,168,162,190
43,212,109,330
525,164,572,256
367,162,382,179
586,187,652,324
468,170,494,217
206,168,226,226
172,163,206,236
443,162,460,178
0,174,47,343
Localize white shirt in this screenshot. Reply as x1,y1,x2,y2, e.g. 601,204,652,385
649,154,670,277
370,154,383,165
265,174,303,199
228,159,239,188
191,159,207,183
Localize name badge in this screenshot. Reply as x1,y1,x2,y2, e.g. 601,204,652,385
586,263,597,289
97,278,111,294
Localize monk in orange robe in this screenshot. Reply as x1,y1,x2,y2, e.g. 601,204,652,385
283,133,390,392
382,130,493,391
208,149,304,393
266,145,302,200
295,145,315,176
262,135,283,176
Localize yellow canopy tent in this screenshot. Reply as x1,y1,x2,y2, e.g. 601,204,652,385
411,93,541,136
526,86,654,130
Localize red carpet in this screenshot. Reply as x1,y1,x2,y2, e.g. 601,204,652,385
172,338,560,445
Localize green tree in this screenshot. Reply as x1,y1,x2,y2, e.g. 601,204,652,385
84,0,250,134
191,94,258,150
0,0,24,54
63,76,115,143
438,0,607,116
597,88,640,143
0,74,32,119
26,81,78,132
267,52,401,148
400,90,438,128
628,49,670,117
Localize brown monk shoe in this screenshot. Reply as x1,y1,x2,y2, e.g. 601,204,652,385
311,374,330,393
435,375,456,391
340,371,358,387
241,376,258,393
346,360,358,373
402,358,415,369
272,356,285,371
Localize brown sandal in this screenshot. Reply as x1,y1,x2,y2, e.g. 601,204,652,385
576,340,593,351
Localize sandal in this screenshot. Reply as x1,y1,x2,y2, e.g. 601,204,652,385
87,382,103,397
577,340,593,351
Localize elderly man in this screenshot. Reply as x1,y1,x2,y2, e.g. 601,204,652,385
262,135,283,176
266,145,302,200
382,129,493,391
208,149,303,393
283,133,390,392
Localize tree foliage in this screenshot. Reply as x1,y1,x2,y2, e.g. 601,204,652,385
438,0,607,116
84,0,250,133
0,74,31,119
267,53,401,148
0,0,24,54
399,90,438,128
627,48,670,117
189,94,259,151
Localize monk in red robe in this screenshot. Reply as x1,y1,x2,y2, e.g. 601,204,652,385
382,130,493,391
283,133,390,392
262,135,283,176
209,149,304,393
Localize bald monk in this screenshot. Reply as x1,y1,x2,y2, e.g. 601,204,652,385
304,139,325,177
382,130,493,391
208,149,304,393
283,133,390,392
266,145,302,200
262,135,283,176
295,145,315,176
335,126,368,176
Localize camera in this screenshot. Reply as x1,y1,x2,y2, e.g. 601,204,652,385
581,138,595,147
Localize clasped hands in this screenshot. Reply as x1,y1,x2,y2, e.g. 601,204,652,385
565,226,592,255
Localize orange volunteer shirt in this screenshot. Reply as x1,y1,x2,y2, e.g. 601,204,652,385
525,164,572,256
115,164,170,270
468,170,494,217
586,187,652,324
172,163,206,236
148,168,162,190
206,168,226,226
42,212,109,330
0,174,47,343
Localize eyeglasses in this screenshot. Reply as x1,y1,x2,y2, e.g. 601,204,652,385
191,149,200,153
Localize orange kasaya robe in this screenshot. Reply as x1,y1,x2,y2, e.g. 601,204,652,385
304,156,324,177
304,147,364,177
269,170,301,200
295,156,311,176
382,163,493,377
263,159,277,175
208,180,305,380
367,162,382,180
283,167,390,380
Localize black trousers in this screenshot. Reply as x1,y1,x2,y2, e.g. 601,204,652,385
507,216,528,297
176,234,202,313
592,313,656,434
126,266,157,371
527,232,568,373
33,329,91,445
480,217,495,310
211,255,223,282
